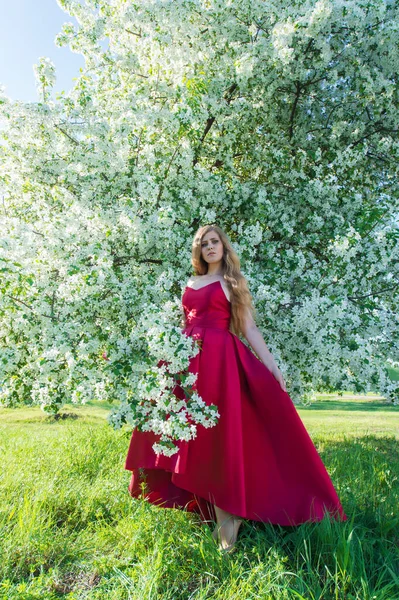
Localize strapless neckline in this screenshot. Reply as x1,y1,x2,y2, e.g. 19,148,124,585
185,280,221,292
185,280,230,302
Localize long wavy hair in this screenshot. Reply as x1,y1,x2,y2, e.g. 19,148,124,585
189,224,257,337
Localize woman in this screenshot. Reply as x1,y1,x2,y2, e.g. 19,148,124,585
125,224,347,553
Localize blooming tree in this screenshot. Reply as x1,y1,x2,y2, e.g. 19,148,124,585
1,0,399,453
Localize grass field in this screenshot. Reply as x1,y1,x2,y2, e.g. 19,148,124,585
0,394,398,599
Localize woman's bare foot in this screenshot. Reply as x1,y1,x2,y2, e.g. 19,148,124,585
213,505,243,552
212,511,243,551
217,516,243,551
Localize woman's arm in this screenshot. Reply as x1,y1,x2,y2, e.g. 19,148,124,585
180,301,186,329
243,308,287,391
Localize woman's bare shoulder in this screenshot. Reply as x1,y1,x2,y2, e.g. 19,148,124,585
186,275,201,288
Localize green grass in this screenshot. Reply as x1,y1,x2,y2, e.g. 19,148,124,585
0,394,398,599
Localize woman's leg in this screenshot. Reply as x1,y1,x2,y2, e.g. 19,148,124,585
213,505,243,549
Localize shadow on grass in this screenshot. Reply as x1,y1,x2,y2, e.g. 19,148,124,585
234,433,399,596
45,412,80,421
300,400,399,412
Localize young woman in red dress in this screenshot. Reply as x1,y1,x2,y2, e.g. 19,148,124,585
124,224,347,553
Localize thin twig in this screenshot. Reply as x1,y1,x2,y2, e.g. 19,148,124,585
54,124,79,145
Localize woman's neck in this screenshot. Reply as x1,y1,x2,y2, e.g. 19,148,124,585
205,266,223,277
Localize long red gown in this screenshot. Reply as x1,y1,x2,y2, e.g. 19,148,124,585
124,281,347,525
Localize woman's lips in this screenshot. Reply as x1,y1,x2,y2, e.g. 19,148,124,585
208,252,215,256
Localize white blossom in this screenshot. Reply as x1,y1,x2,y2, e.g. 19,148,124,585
1,0,398,453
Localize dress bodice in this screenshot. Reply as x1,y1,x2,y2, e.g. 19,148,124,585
182,281,231,331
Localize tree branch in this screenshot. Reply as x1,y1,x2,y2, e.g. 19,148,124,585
192,83,238,167
54,124,79,145
350,127,399,148
348,282,399,301
6,294,56,320
288,81,302,140
156,144,180,202
125,28,142,37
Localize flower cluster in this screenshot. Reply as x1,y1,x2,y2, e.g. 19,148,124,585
108,300,219,455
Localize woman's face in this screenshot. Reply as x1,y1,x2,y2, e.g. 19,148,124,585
200,230,224,265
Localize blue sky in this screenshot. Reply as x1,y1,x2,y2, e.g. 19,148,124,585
0,0,85,102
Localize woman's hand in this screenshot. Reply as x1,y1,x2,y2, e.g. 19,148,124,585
242,320,287,393
271,367,287,392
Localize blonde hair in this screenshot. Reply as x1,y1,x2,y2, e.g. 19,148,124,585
190,224,256,337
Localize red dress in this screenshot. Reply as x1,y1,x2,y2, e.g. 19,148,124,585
124,281,347,525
